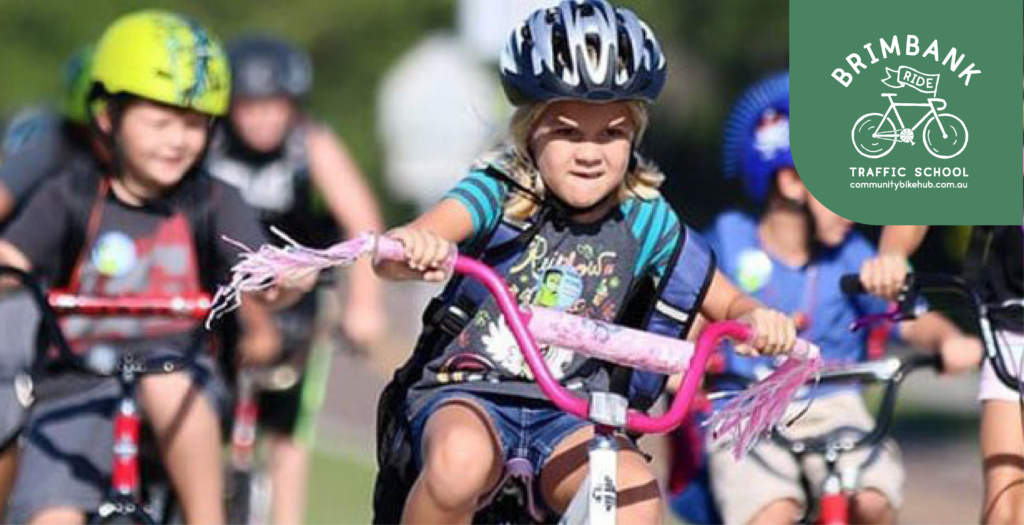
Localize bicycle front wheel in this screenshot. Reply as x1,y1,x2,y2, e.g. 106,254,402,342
852,113,897,158
923,113,968,159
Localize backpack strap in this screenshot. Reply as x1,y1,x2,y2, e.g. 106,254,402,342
60,169,108,289
963,225,994,286
422,165,548,341
647,224,716,338
184,175,221,293
625,224,716,410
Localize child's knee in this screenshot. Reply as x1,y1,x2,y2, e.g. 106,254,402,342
27,507,85,525
983,490,1024,525
851,489,895,525
140,373,216,433
616,452,662,523
419,418,500,510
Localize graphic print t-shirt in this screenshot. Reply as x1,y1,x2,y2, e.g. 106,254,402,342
2,169,266,357
407,170,685,413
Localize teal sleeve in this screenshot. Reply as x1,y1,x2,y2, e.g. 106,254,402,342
626,197,681,279
443,170,507,247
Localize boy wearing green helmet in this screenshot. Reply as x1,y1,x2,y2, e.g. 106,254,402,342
0,10,314,524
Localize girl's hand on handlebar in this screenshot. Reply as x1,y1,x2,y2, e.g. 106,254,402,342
383,227,451,282
736,308,797,357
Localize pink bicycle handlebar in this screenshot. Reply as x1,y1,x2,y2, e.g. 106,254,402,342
374,236,815,434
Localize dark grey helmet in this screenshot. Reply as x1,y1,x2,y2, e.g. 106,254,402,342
228,35,312,99
499,0,666,106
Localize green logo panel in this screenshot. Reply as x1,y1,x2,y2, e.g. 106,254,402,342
791,0,1022,225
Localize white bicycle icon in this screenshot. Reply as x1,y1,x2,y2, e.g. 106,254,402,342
851,93,968,159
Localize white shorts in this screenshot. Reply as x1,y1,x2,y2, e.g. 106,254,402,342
979,330,1024,402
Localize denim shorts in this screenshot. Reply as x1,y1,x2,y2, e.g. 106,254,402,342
408,390,590,477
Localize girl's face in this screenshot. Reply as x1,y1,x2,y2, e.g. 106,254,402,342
530,101,636,211
229,95,297,153
106,100,210,190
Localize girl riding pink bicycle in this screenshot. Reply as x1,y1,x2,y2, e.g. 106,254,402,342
367,2,801,522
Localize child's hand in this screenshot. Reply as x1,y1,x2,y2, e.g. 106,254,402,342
386,227,452,282
859,253,910,301
736,308,797,357
938,335,984,375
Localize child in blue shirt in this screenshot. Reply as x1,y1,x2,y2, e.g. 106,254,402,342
705,72,981,525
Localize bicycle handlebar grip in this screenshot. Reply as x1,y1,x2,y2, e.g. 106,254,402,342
840,274,867,295
373,236,407,262
527,306,694,374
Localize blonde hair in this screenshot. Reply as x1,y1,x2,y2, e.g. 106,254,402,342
474,100,666,221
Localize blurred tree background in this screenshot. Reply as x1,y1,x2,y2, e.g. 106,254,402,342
0,0,963,267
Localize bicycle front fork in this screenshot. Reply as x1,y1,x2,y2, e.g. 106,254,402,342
818,454,859,525
559,426,621,525
96,390,155,524
818,473,849,525
112,395,141,496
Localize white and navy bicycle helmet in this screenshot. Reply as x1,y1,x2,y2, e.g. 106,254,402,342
499,0,666,106
228,35,312,99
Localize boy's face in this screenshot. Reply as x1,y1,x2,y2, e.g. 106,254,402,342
806,187,853,247
229,95,297,153
530,100,635,211
112,100,210,190
777,168,853,247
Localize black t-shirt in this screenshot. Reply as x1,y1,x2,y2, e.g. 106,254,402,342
969,225,1023,333
3,168,266,288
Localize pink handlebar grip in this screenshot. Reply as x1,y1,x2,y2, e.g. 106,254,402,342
527,306,695,374
373,236,407,262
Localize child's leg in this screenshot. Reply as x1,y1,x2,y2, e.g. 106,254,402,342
708,435,803,525
0,445,17,510
404,400,503,524
804,393,903,525
749,500,802,524
265,432,308,525
140,372,224,525
539,426,663,525
849,489,896,525
25,507,85,525
980,399,1024,525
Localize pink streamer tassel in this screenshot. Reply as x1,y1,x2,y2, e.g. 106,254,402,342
206,229,380,327
706,343,823,459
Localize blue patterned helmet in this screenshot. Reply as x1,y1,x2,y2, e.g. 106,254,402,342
722,71,792,201
499,0,666,106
